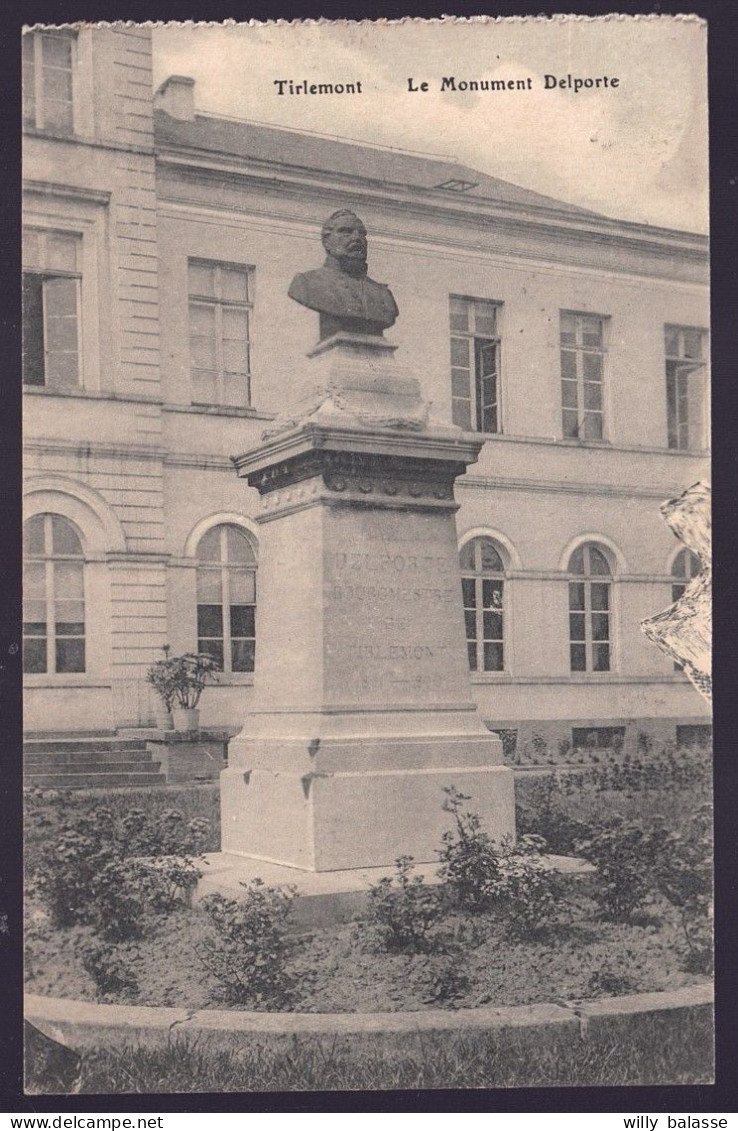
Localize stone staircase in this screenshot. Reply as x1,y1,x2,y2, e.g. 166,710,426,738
24,732,166,790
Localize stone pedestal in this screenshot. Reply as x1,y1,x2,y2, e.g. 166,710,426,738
147,733,226,784
223,335,515,871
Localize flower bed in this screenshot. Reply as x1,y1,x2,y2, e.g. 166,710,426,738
24,761,713,1019
25,894,705,1014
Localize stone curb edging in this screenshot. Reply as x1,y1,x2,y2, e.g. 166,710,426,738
26,983,714,1058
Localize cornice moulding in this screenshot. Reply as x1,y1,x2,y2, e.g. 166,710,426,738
23,179,112,205
155,148,708,263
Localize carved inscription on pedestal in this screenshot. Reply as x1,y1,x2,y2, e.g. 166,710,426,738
324,509,468,705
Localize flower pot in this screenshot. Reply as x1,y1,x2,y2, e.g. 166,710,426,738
172,707,200,733
152,700,174,732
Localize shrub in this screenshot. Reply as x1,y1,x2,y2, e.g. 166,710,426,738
495,834,566,939
557,738,572,761
92,857,202,941
411,949,471,1005
24,786,221,876
575,818,659,922
650,804,713,974
80,939,140,1000
30,805,206,938
497,729,518,763
136,856,202,914
637,730,653,756
31,809,117,929
364,856,443,953
118,807,210,859
197,880,297,1007
92,860,155,942
437,787,502,913
531,730,548,760
437,792,568,937
515,773,593,856
586,965,635,997
515,746,711,855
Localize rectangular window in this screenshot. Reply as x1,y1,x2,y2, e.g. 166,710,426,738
23,31,75,135
560,311,607,441
22,229,81,390
188,260,252,407
665,325,708,450
569,579,611,672
571,726,625,751
675,724,712,749
450,296,501,433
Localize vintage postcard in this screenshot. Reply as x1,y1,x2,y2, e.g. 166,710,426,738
22,15,712,1095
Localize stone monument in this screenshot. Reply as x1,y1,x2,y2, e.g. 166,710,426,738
222,210,515,871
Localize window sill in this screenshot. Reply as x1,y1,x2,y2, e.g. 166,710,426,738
556,437,612,449
23,124,77,142
211,675,255,687
468,433,709,458
481,673,689,685
24,674,110,688
24,386,160,405
471,672,513,683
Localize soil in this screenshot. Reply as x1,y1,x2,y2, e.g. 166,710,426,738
25,892,707,1013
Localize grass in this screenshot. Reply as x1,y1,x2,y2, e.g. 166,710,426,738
33,1012,714,1093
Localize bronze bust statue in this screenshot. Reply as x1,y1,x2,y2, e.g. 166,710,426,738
288,210,399,340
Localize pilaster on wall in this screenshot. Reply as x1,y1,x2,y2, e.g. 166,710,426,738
109,558,168,727
108,28,161,405
105,27,167,723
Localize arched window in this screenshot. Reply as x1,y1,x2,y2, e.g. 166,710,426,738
460,537,505,671
196,524,256,673
671,548,701,600
23,513,85,673
568,543,612,672
671,549,702,672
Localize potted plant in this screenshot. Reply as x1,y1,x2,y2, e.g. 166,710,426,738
146,645,176,730
146,649,219,733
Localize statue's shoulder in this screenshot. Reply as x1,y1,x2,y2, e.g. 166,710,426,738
370,277,400,315
289,267,332,294
289,270,329,307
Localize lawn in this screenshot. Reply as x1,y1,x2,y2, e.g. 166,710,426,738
31,1013,713,1093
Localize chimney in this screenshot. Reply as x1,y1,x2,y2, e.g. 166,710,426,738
154,75,195,121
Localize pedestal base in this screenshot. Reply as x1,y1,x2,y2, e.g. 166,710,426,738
221,741,514,871
197,850,591,929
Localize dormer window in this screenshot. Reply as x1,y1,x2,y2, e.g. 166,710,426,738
435,178,479,192
23,30,76,135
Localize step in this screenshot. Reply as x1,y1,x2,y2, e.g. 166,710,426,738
24,730,115,740
24,771,167,790
26,758,162,776
24,749,152,767
24,738,149,754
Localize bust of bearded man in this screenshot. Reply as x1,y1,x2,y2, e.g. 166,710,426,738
288,209,399,341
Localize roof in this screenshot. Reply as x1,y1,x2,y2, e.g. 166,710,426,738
154,109,602,219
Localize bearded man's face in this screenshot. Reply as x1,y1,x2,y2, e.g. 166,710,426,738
323,218,368,267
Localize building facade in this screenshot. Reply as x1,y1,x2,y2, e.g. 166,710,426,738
23,27,711,752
